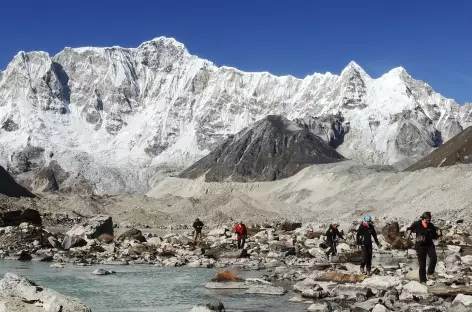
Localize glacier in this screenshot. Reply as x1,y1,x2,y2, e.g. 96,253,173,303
0,36,471,194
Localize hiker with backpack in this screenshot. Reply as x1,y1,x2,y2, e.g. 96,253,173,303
325,223,344,258
406,211,440,284
356,216,381,275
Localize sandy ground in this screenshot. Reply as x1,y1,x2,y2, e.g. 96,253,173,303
148,160,472,224
3,160,472,227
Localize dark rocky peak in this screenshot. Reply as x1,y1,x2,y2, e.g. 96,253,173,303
179,115,345,182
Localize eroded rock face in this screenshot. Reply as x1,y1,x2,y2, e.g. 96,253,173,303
179,115,345,182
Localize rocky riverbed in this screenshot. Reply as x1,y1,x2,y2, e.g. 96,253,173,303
1,211,472,311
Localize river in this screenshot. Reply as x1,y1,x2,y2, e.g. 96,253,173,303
0,261,306,312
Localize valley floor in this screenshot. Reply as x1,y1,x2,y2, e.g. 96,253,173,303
2,161,472,228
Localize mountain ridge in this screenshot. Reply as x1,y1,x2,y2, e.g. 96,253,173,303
1,36,471,193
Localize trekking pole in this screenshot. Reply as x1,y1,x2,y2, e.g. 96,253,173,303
439,228,446,262
405,231,412,259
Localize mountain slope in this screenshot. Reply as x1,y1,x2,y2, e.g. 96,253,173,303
179,115,344,182
405,126,472,171
0,166,36,198
0,37,470,193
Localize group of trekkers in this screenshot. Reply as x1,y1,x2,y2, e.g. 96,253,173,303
193,211,438,284
192,218,248,249
326,211,438,283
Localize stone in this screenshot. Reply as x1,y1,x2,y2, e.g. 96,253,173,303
66,215,113,239
117,228,146,242
301,287,329,300
447,245,462,253
353,298,380,311
147,237,163,246
91,269,115,275
15,250,32,261
48,236,60,248
331,284,374,299
361,276,402,289
61,235,87,250
405,269,420,281
278,220,302,231
400,281,429,300
97,234,114,244
307,302,332,312
50,263,65,268
452,294,472,307
372,304,388,312
0,272,90,311
189,301,225,312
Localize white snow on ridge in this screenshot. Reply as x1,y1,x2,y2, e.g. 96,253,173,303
0,36,470,193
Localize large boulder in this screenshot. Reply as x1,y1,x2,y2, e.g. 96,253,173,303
0,272,90,311
117,228,146,242
66,215,113,239
0,209,42,226
382,222,413,250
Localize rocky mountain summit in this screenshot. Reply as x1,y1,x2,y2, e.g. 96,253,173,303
1,37,471,193
179,115,344,182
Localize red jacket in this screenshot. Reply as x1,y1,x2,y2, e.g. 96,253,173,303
234,224,247,238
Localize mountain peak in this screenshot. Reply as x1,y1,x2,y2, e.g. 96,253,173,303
341,61,371,80
138,36,186,50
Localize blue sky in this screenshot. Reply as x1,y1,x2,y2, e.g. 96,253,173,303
1,0,471,103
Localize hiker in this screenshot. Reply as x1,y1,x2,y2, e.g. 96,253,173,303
325,223,344,257
193,218,204,242
234,221,248,249
406,211,439,284
356,216,381,275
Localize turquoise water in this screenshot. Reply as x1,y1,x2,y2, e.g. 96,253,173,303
0,261,305,312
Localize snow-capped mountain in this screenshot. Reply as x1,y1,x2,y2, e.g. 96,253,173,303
0,37,470,193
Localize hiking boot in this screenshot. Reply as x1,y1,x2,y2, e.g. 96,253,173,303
360,267,365,274
366,270,372,276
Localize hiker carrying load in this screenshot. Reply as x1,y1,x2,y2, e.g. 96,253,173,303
406,211,440,284
356,216,381,276
325,223,344,258
193,218,204,242
234,221,248,249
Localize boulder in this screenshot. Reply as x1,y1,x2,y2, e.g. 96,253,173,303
331,284,375,298
117,228,146,242
91,269,115,276
452,294,472,307
372,304,388,312
0,272,90,311
61,235,87,250
361,276,402,290
381,222,413,249
189,302,225,312
97,234,114,244
307,302,332,312
66,215,113,239
278,220,302,231
47,236,60,248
